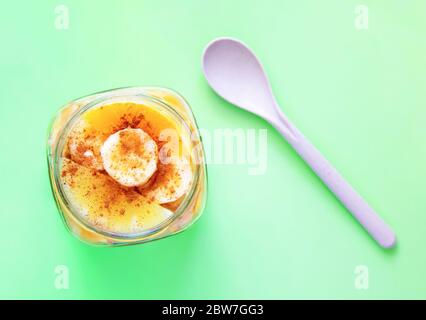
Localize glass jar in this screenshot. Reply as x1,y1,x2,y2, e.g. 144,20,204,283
47,87,207,246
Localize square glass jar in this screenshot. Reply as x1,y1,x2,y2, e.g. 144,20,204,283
47,87,207,246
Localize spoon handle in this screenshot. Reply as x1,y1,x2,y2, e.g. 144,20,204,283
273,115,396,248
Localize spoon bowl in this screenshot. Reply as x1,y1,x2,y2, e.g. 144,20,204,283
202,38,279,122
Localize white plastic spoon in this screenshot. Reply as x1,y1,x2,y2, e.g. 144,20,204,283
202,37,396,248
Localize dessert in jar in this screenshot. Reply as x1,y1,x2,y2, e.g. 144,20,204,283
47,87,207,245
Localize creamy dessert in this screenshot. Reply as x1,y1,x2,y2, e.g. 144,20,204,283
48,88,206,245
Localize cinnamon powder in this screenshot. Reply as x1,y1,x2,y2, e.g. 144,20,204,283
60,102,188,226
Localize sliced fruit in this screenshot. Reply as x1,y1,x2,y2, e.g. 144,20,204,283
67,120,104,171
100,128,158,187
139,157,193,204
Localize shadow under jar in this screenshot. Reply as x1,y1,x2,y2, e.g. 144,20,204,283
47,87,207,246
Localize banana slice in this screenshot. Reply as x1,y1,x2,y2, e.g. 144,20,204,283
100,128,158,187
140,158,193,204
68,120,104,171
60,159,173,235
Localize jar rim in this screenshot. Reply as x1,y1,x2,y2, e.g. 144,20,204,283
50,91,202,241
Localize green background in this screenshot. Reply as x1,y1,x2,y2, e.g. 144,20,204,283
1,0,425,299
